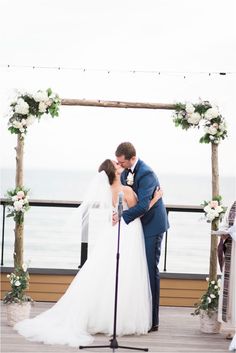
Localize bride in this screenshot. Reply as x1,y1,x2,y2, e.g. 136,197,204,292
14,159,161,347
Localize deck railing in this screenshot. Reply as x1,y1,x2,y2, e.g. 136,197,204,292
0,198,204,270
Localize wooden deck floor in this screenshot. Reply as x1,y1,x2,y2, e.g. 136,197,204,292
1,302,232,353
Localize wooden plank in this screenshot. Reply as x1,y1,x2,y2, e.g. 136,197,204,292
28,292,63,302
1,274,208,306
25,283,69,293
160,288,204,299
160,297,200,307
161,279,207,290
1,302,231,353
1,273,75,284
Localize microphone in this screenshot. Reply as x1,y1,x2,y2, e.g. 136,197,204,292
117,192,124,219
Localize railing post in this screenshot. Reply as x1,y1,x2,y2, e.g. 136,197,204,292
163,210,169,272
1,204,6,266
78,242,88,268
163,231,168,272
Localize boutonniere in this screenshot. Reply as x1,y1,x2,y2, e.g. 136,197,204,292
126,172,134,186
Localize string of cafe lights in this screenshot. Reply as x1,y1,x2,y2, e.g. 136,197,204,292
1,63,235,78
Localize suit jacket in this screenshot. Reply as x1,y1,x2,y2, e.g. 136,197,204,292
121,159,169,237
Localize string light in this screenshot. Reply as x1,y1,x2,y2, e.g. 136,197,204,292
0,63,235,77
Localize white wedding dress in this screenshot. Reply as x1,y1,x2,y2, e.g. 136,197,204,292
14,172,152,347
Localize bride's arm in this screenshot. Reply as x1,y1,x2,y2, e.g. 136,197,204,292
149,187,163,209
125,187,163,210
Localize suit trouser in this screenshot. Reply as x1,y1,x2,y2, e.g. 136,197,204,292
144,233,164,327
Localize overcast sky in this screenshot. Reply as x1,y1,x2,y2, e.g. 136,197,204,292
0,0,235,176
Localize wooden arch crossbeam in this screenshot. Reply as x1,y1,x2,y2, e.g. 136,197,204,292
61,98,176,110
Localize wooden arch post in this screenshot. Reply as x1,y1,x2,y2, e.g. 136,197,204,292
14,135,24,268
210,143,219,281
61,98,219,281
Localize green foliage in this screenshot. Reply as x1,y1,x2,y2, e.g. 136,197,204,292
191,278,221,317
202,195,227,223
6,187,30,225
7,88,61,139
3,266,33,304
173,101,228,144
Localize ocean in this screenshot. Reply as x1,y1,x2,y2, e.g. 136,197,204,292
1,168,235,274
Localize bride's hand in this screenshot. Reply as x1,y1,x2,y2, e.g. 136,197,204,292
112,211,119,226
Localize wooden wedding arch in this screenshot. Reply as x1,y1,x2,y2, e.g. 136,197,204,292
14,96,220,282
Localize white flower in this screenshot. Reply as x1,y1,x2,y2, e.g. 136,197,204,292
206,277,209,282
204,107,219,120
208,125,218,135
210,200,218,208
17,191,25,199
13,200,24,211
185,103,195,114
211,280,215,284
12,120,23,129
33,90,48,102
45,99,53,107
215,205,223,213
14,280,21,287
22,263,27,272
206,209,218,221
7,274,10,278
23,196,29,204
187,112,201,125
204,205,211,213
207,297,212,303
12,195,18,201
126,172,134,186
210,294,216,298
38,101,47,113
14,98,29,115
177,113,184,119
219,122,226,131
26,115,36,126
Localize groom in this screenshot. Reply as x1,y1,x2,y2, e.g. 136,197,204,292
115,142,169,332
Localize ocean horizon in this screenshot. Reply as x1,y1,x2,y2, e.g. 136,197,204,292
1,168,235,273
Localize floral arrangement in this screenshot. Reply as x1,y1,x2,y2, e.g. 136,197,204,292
3,265,33,304
202,195,226,223
173,100,227,144
6,187,30,224
7,88,61,139
192,277,221,317
126,172,134,186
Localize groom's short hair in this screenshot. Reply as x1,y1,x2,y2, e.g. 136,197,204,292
115,142,136,160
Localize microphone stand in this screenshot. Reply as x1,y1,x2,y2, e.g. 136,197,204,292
79,198,148,352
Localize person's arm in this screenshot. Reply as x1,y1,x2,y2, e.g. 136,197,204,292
122,172,158,224
149,187,163,209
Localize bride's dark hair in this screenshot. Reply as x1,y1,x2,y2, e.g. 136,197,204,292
98,159,116,185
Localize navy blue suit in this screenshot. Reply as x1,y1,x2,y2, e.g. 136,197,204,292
121,159,169,327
